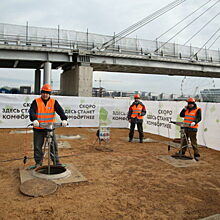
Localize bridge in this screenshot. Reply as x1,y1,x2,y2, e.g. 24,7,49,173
0,23,220,96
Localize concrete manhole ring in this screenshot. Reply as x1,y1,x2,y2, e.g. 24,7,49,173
32,165,71,180
20,178,57,197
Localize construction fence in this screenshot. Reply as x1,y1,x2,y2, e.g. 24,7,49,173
0,94,219,151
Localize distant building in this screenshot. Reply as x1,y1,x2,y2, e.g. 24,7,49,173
92,87,105,97
141,92,148,97
158,93,170,101
20,86,31,94
174,96,190,101
122,92,134,98
170,94,179,100
111,91,122,98
10,88,19,94
91,87,220,102
51,90,60,95
148,92,158,101
0,86,19,94
0,87,10,93
200,89,220,102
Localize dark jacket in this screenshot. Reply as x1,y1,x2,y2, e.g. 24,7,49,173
127,101,146,123
180,103,201,131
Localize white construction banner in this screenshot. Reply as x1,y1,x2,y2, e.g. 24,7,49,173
98,98,129,128
0,94,129,128
59,96,100,127
142,101,177,138
142,101,220,151
0,93,33,128
0,94,220,151
60,96,129,127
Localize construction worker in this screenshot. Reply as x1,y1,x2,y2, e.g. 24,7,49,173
127,94,146,143
29,84,68,167
180,97,202,161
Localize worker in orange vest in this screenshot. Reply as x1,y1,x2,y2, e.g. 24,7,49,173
127,94,146,143
29,84,68,168
180,97,202,161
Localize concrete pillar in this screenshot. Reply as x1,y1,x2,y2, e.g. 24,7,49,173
34,69,41,94
60,64,93,96
43,61,52,85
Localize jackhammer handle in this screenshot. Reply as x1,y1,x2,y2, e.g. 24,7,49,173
27,122,69,128
170,121,176,124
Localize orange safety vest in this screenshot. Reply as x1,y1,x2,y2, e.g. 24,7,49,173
34,97,56,129
131,104,144,120
183,107,201,128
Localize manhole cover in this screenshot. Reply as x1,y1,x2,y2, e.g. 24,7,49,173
32,165,71,180
20,178,57,197
158,155,197,168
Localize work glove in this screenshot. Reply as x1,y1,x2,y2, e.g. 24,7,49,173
190,122,196,126
61,120,68,127
33,120,39,127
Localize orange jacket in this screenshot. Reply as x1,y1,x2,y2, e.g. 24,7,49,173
183,107,201,128
130,104,145,120
34,97,56,129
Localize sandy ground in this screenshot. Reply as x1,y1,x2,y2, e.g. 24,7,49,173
0,127,220,220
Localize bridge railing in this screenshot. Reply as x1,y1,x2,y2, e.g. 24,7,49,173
0,32,151,56
0,23,220,64
0,33,95,50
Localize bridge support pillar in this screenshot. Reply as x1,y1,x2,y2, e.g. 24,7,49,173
60,64,93,96
43,61,52,85
34,69,41,94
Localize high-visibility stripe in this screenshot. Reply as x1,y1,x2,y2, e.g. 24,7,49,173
185,119,194,122
185,115,196,118
38,117,55,121
36,112,56,116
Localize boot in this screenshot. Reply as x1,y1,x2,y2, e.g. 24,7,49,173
194,154,200,161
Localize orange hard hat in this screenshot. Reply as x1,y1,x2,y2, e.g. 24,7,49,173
186,97,195,103
134,94,140,99
41,84,52,92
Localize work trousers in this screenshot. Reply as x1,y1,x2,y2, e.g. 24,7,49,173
129,122,144,141
33,129,60,165
181,129,199,156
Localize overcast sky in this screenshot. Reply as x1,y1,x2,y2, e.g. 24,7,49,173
0,0,220,95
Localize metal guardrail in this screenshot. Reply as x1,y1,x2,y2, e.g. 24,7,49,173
0,33,154,56
0,34,190,60
0,27,219,64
